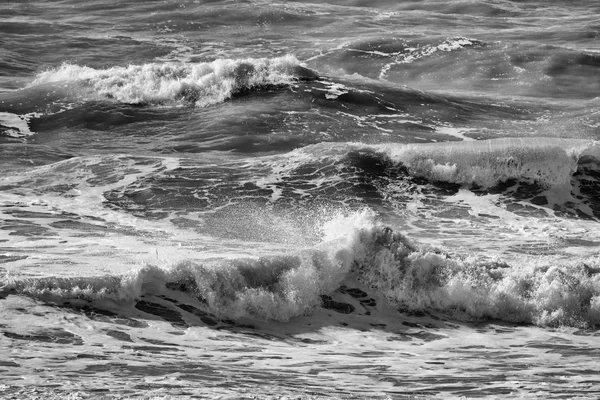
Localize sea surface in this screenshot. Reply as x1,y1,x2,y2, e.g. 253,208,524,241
1,0,600,399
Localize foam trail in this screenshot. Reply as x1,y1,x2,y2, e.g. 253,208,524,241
28,56,314,107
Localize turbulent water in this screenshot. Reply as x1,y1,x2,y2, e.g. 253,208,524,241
1,0,600,399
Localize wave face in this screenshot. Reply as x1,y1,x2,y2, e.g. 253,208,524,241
28,56,312,107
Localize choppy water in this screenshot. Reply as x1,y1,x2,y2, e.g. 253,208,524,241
1,0,600,399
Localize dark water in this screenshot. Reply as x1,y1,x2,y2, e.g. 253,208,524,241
1,0,600,398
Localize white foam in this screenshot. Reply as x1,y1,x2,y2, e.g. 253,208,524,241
0,111,34,137
379,37,481,79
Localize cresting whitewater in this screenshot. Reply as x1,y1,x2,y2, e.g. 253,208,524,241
1,0,600,399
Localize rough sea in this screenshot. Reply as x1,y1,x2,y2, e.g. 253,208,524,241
1,0,600,399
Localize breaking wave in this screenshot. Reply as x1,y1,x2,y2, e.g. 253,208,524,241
3,209,600,328
377,137,600,189
28,55,316,107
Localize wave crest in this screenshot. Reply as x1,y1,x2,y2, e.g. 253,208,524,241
28,55,314,107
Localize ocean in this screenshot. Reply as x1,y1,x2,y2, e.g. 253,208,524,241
1,0,600,398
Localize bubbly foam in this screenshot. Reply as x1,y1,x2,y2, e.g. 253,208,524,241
28,56,309,107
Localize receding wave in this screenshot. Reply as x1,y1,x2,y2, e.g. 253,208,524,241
28,55,317,107
3,209,600,328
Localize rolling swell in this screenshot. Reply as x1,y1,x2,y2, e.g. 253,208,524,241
3,210,600,328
